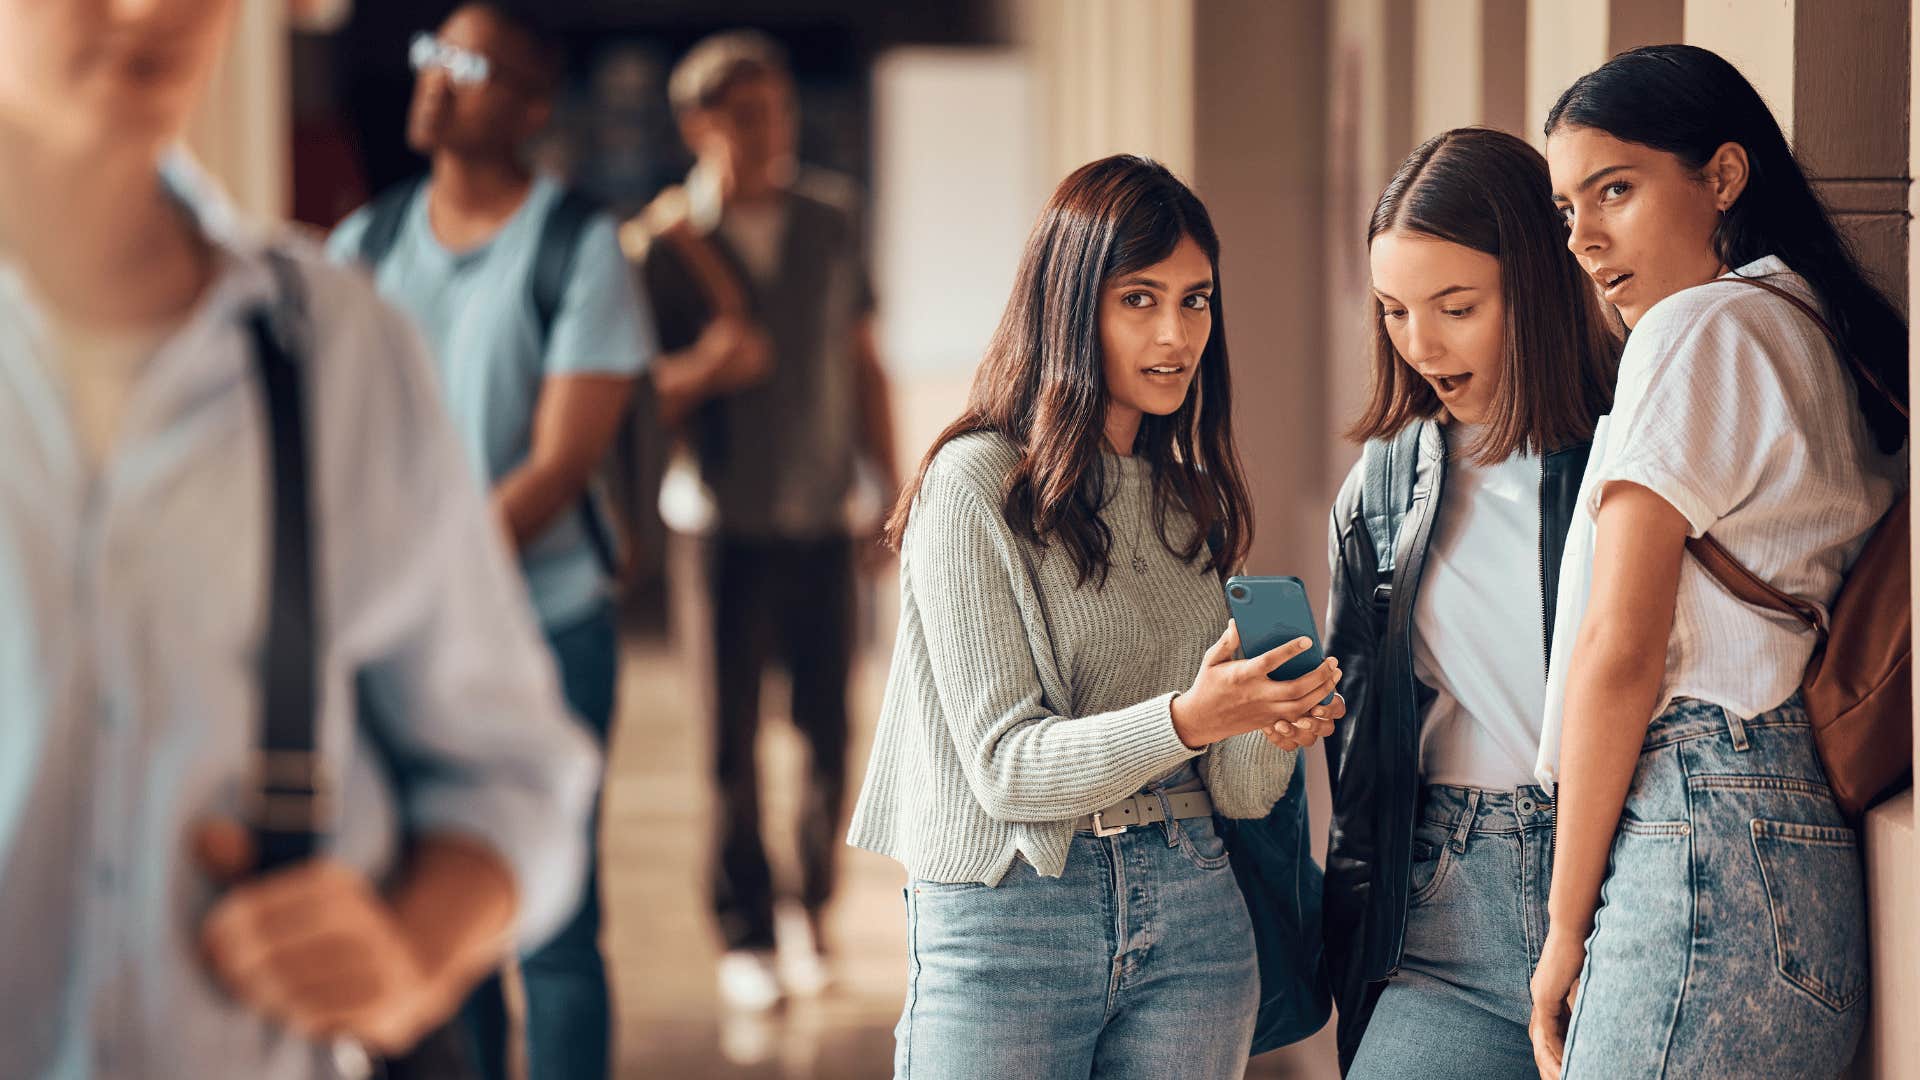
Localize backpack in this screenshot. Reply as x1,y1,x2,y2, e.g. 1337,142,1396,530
355,178,621,576
1687,276,1911,820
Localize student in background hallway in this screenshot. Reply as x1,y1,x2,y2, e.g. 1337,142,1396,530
0,0,597,1075
327,4,654,1078
620,29,901,1012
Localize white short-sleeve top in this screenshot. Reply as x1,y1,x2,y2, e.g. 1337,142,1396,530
1538,256,1905,786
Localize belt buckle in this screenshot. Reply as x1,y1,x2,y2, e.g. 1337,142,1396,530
1090,810,1129,837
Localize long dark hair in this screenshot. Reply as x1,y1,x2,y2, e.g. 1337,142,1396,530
1351,127,1619,462
885,155,1252,586
1548,44,1908,452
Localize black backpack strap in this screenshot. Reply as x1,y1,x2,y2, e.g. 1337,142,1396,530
1360,421,1425,583
249,251,328,874
530,187,622,578
357,177,426,270
529,187,598,342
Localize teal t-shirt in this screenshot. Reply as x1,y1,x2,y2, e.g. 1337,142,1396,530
329,176,655,629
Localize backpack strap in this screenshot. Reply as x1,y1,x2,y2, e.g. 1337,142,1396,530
249,250,327,874
529,187,599,344
1684,276,1875,637
528,187,623,578
356,176,426,270
1361,421,1426,582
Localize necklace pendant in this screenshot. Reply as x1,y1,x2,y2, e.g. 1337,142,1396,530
1131,553,1150,574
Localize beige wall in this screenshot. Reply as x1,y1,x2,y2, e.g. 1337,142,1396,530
184,0,290,221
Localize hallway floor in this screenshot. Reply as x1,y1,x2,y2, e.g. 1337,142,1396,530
601,634,1334,1077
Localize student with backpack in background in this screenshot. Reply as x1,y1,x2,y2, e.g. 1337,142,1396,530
327,5,654,1078
1533,45,1908,1079
621,30,900,1012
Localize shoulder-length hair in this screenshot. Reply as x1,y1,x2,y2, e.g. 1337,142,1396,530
884,155,1252,586
1548,44,1907,452
1350,127,1619,462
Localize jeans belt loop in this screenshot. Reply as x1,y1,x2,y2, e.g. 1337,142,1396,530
1153,788,1181,848
1450,789,1479,854
1727,709,1751,752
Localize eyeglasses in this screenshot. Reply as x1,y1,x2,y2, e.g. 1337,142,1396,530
409,32,492,89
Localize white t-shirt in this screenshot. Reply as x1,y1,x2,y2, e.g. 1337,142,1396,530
1538,257,1905,787
1412,441,1548,790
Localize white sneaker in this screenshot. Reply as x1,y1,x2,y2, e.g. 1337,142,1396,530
717,949,783,1012
774,905,833,997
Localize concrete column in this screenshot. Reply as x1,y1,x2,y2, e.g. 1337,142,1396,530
1412,0,1530,140
1015,0,1196,185
184,0,291,220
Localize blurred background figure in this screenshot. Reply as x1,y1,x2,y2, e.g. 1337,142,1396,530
0,0,597,1077
324,3,653,1078
621,29,900,1016
11,0,1917,1077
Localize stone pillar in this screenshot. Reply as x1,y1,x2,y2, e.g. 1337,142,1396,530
184,0,291,221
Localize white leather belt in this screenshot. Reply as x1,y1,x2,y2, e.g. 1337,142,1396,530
1073,791,1214,837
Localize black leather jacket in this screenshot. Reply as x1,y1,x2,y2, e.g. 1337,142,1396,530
1321,422,1592,1070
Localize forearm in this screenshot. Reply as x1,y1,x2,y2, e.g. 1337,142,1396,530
650,347,720,428
856,355,901,495
1546,632,1667,937
493,457,593,551
389,833,518,1002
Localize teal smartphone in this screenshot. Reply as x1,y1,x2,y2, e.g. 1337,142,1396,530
1224,575,1335,703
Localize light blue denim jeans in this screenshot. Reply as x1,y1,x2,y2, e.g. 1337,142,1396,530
1347,784,1555,1080
893,809,1258,1079
1564,696,1868,1078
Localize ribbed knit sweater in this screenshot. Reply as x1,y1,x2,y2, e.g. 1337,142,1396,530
846,431,1296,885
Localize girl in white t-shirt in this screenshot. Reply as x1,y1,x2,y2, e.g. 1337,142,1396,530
1533,45,1906,1079
1323,128,1618,1077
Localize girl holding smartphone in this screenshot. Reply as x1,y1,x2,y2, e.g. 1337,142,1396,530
848,154,1342,1079
1532,45,1905,1079
1323,128,1619,1078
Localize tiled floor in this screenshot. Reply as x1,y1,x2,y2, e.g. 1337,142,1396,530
600,604,1337,1078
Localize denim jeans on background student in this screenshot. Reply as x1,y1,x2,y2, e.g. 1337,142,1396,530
463,601,620,1080
1563,695,1868,1078
1346,784,1555,1080
893,803,1259,1079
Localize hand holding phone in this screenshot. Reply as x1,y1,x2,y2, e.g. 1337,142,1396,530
1169,576,1344,749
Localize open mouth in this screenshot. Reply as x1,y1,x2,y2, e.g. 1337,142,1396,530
1597,270,1633,297
1142,364,1188,378
1432,372,1472,396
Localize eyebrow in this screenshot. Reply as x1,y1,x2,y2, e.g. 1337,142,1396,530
1555,163,1634,200
1116,275,1215,292
1372,284,1480,303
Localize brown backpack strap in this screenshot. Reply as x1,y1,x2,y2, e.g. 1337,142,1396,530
1725,275,1909,420
619,185,749,319
1685,532,1829,637
1683,274,1878,639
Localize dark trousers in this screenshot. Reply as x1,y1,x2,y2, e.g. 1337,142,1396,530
708,535,855,952
462,602,617,1080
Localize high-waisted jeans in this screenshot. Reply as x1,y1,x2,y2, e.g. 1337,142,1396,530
893,809,1259,1079
1564,695,1868,1078
1347,783,1556,1080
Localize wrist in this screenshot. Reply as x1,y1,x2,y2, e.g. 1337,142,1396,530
1169,692,1205,750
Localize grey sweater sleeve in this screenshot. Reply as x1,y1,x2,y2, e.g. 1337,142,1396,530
906,466,1203,823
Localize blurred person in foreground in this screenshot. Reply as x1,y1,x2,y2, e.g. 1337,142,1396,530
0,0,597,1076
620,29,899,1011
327,5,654,1077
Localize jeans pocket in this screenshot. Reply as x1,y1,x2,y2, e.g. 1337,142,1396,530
1176,817,1233,870
1750,819,1868,1012
1406,819,1454,907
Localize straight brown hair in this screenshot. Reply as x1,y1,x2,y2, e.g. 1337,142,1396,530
885,155,1252,586
1350,127,1618,461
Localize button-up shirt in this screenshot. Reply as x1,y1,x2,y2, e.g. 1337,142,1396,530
0,159,598,1078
